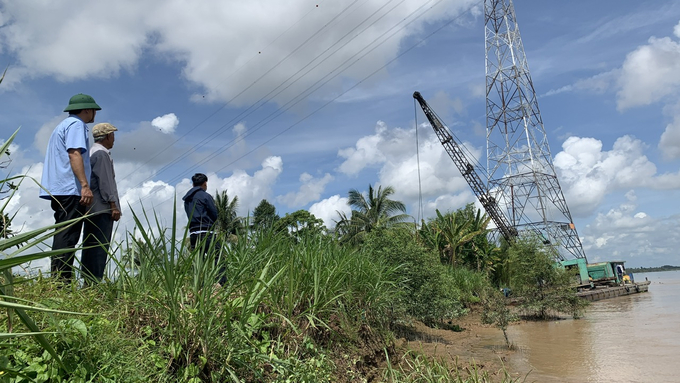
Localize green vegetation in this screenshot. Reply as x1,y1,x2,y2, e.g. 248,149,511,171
335,184,410,245
0,128,586,381
506,237,588,320
627,265,680,273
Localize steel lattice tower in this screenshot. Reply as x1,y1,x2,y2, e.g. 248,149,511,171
484,0,586,261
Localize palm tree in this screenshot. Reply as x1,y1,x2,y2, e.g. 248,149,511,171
457,205,493,269
337,184,409,244
420,207,491,267
214,190,242,241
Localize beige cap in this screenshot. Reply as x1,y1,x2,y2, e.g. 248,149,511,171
92,123,118,138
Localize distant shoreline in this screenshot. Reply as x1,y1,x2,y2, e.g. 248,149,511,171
627,266,680,273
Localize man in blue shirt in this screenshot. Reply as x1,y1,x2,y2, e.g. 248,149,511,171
40,93,101,282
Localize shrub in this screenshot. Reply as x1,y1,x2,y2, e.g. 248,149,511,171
364,228,464,326
446,267,493,307
508,237,588,319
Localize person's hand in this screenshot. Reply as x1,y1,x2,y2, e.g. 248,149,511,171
80,186,93,206
112,208,121,222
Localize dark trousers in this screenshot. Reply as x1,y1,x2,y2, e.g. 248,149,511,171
82,211,114,282
50,195,87,281
189,232,227,286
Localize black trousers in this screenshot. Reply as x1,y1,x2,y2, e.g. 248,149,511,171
82,211,114,282
189,232,227,286
50,195,87,281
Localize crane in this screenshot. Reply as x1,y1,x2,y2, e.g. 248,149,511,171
413,91,517,242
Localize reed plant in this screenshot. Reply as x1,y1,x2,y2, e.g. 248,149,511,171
382,350,521,383
0,128,97,379
1,128,526,381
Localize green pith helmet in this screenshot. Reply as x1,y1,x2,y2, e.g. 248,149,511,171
63,93,102,112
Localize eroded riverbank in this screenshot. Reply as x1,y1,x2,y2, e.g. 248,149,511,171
405,271,680,383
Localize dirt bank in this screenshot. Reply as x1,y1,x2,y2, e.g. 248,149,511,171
394,313,529,381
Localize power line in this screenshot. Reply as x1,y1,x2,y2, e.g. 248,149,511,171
131,0,400,187
118,0,478,227
120,0,355,181
166,0,424,180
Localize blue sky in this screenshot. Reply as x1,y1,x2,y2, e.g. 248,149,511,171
2,0,680,268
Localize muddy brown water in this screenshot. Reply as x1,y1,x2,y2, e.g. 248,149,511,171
506,271,680,383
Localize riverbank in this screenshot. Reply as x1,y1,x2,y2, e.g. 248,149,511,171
396,312,526,381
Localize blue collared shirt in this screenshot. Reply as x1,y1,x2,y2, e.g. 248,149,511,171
39,115,91,198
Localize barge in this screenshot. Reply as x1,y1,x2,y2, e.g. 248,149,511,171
560,259,650,302
576,280,651,302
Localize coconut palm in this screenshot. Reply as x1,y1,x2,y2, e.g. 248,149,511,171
214,190,242,241
337,184,409,244
420,206,491,267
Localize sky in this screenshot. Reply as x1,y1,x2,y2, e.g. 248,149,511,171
1,0,680,268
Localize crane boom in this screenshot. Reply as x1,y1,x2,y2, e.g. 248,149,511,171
413,91,517,241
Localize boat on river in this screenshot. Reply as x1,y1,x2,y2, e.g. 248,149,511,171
560,259,650,302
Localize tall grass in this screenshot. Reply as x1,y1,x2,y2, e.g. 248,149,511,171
8,199,401,381
2,143,518,381
383,350,521,383
1,128,95,377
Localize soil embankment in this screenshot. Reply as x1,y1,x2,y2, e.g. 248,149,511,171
395,313,528,381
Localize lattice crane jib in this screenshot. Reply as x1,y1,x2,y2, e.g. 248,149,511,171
484,0,586,261
413,91,518,242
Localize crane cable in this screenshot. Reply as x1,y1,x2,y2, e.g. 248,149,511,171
414,98,423,226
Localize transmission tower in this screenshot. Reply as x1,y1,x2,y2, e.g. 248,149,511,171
484,0,586,261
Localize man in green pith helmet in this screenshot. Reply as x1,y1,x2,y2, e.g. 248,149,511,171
40,93,101,282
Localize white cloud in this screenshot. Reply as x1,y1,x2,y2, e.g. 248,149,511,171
545,69,619,97
151,113,179,134
309,195,350,229
214,156,284,215
554,135,680,217
420,190,475,221
0,0,477,105
0,1,149,81
659,114,680,159
616,35,680,110
541,22,680,165
233,122,246,136
554,136,651,216
33,115,65,156
658,101,680,160
544,22,680,112
581,192,680,266
338,120,477,217
277,172,333,208
337,121,388,176
114,122,181,166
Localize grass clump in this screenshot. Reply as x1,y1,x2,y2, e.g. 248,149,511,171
383,350,520,383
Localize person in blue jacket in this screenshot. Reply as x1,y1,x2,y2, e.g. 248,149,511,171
182,173,226,285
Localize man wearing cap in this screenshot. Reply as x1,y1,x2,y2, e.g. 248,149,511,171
81,123,121,283
40,93,101,282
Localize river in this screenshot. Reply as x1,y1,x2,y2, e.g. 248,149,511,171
506,270,680,383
